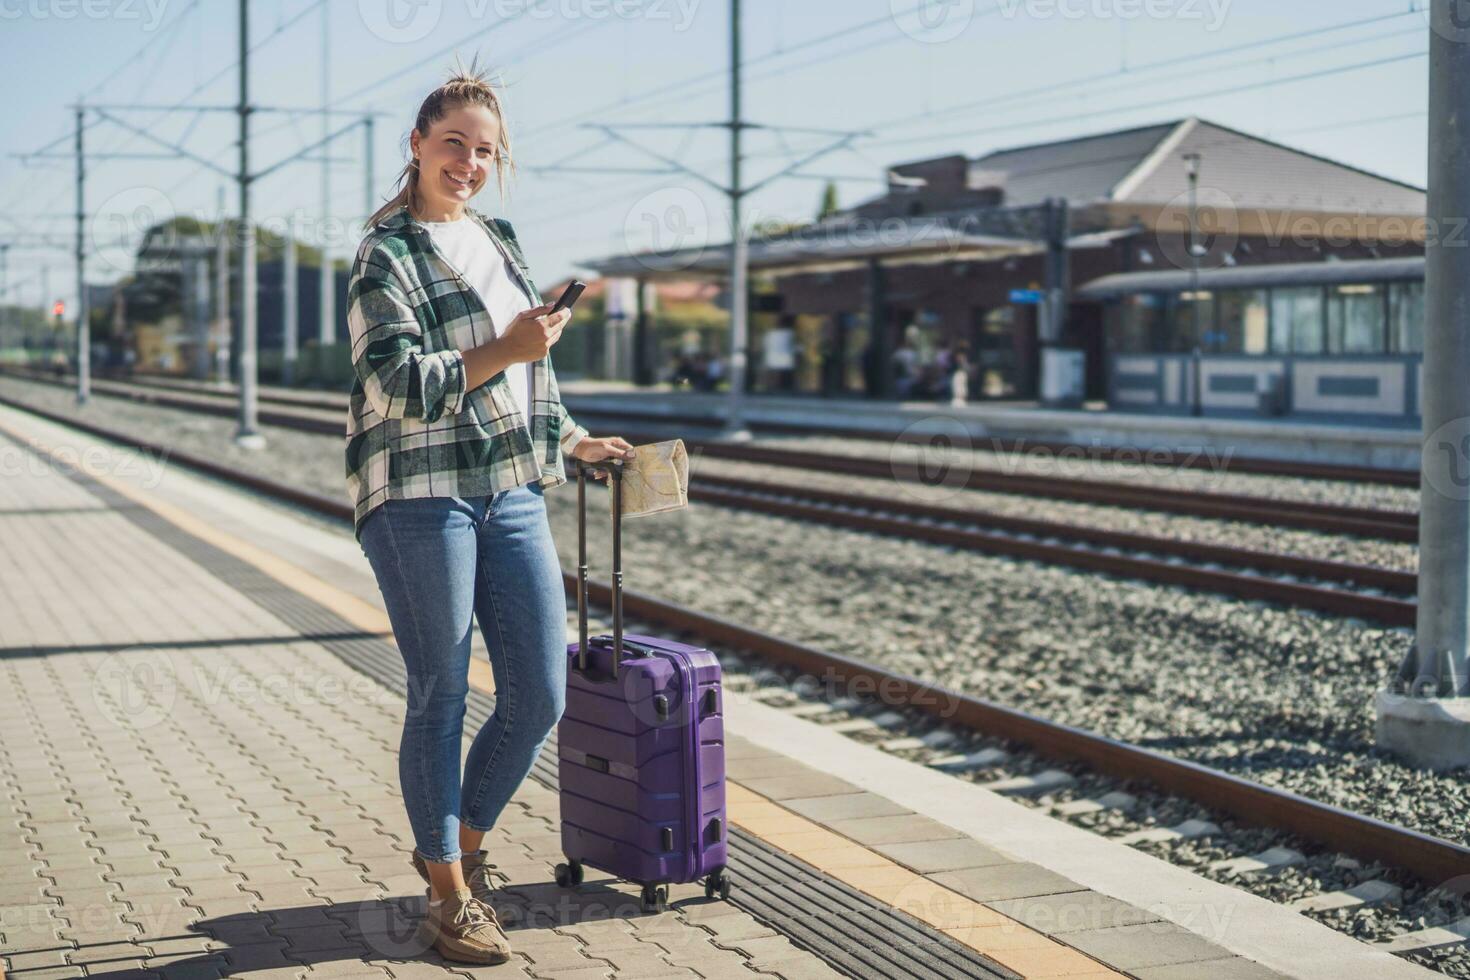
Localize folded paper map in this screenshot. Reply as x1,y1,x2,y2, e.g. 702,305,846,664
616,439,689,519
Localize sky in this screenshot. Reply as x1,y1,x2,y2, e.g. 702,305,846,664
0,0,1430,312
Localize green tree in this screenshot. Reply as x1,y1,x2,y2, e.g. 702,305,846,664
818,180,840,220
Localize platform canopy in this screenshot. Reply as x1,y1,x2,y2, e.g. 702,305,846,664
1076,255,1424,299
580,213,1135,283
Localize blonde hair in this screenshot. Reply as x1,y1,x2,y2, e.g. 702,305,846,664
366,52,516,230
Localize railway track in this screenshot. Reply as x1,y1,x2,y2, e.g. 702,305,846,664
2,369,1421,543
1,392,1464,972
57,368,1426,488
0,374,1421,624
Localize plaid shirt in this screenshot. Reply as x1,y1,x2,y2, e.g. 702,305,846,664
344,202,589,541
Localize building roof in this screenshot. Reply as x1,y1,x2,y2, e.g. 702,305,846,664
1076,255,1424,298
966,122,1179,209
965,117,1425,215
580,118,1424,279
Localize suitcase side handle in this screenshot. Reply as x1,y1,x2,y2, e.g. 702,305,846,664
576,458,625,677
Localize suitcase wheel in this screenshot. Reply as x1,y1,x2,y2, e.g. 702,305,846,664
640,882,668,913
554,860,583,888
704,868,732,901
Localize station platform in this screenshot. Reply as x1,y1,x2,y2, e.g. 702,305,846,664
558,383,1421,474
0,401,1436,980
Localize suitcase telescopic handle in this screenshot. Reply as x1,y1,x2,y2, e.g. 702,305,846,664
576,457,624,677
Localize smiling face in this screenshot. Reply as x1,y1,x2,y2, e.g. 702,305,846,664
410,104,503,222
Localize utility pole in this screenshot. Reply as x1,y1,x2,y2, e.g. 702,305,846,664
319,3,335,347
40,264,49,358
562,0,864,435
283,227,298,385
75,103,89,404
235,0,264,448
215,187,231,384
1184,151,1203,418
724,0,751,440
364,114,375,219
189,248,210,379
1377,0,1470,768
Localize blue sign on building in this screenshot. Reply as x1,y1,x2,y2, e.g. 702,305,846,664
1009,289,1045,305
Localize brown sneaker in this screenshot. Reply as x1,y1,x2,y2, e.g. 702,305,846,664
419,885,511,965
410,848,500,905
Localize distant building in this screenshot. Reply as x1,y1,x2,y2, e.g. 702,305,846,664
581,117,1425,419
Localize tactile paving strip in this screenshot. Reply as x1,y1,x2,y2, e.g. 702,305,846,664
24,435,1016,980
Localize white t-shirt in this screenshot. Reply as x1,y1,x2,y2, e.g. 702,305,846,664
420,213,535,431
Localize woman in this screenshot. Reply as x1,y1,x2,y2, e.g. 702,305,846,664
347,58,634,965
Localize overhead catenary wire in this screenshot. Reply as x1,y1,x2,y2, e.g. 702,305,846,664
861,49,1427,150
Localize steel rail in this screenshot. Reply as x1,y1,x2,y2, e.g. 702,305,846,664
5,370,1418,540
106,368,1423,488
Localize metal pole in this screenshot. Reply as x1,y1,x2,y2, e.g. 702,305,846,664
634,277,649,384
235,0,264,448
1377,0,1470,769
1185,153,1203,417
214,191,231,384
723,0,751,440
75,103,89,404
364,114,375,221
190,250,210,379
40,264,49,361
319,3,334,346
283,228,298,386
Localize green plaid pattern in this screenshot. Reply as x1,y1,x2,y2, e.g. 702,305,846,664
344,203,588,541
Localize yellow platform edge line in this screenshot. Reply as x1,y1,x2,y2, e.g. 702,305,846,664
722,780,1129,979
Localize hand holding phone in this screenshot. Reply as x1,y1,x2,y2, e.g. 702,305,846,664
551,279,586,314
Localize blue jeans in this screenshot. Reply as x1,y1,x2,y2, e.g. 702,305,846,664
358,484,567,863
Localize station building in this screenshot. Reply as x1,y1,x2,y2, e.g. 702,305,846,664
581,117,1425,421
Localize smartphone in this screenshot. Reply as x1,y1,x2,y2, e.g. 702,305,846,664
550,279,587,314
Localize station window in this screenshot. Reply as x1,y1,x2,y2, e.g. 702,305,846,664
1389,281,1425,354
1326,283,1386,354
1107,293,1166,353
1170,291,1215,351
1215,289,1268,354
1269,287,1324,354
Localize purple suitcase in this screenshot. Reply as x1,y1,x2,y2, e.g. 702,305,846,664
553,459,731,912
